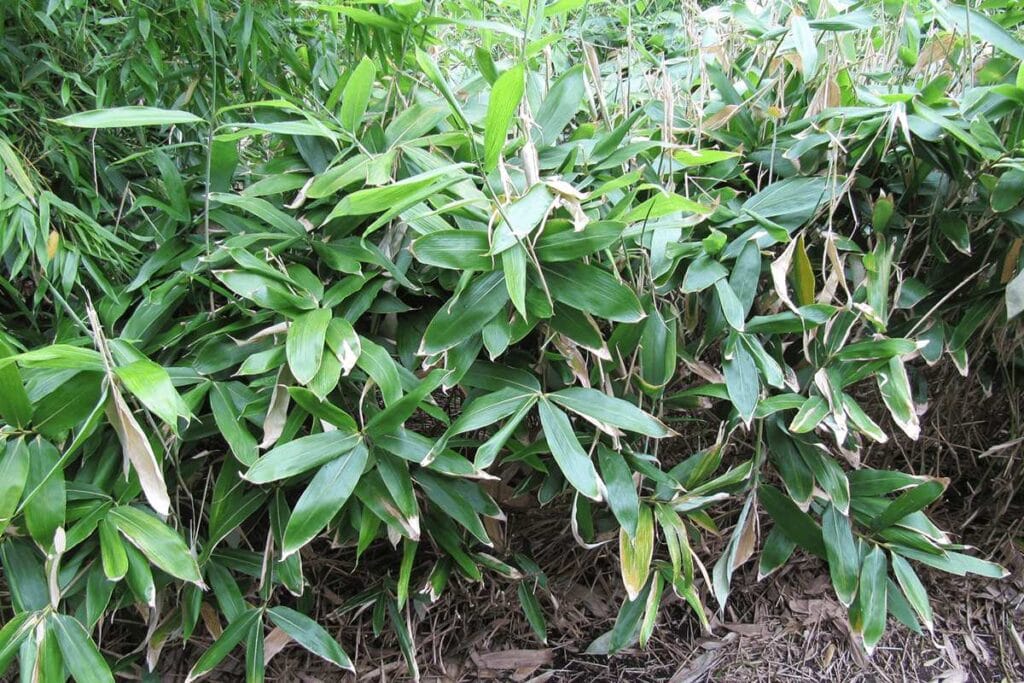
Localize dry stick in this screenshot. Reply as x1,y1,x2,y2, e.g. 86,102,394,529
907,265,987,337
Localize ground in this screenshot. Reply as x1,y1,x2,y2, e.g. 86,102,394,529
142,365,1024,681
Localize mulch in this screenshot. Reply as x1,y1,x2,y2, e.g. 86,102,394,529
114,364,1024,682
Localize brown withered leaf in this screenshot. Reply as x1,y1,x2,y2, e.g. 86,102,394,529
105,386,171,516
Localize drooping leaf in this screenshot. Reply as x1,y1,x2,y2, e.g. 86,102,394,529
267,607,354,672
286,308,332,385
858,546,888,654
50,614,114,683
421,272,509,355
282,442,369,557
537,398,603,501
186,609,261,683
598,445,640,539
107,506,203,585
822,504,859,607
619,505,654,600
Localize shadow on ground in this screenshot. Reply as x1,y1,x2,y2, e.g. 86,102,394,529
151,364,1024,682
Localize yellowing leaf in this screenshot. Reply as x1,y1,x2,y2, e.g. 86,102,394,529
619,505,654,600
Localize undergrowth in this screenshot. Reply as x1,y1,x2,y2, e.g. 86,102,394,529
0,0,1022,680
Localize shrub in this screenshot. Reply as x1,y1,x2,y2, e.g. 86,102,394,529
0,0,1021,679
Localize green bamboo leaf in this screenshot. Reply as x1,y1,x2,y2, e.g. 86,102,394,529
537,398,602,501
340,56,376,133
869,479,946,531
935,0,1024,60
858,546,888,654
186,608,261,683
54,106,203,128
0,340,31,427
282,442,369,557
0,136,37,202
535,221,625,262
98,519,128,581
412,230,494,270
788,396,828,433
38,619,63,679
0,612,33,676
887,576,922,634
244,431,361,484
550,387,672,437
216,270,317,312
876,357,919,439
208,193,306,236
267,607,354,672
517,583,548,644
365,370,445,436
448,388,536,437
50,614,114,683
793,234,815,306
834,338,917,362
895,546,1007,578
245,616,264,683
992,169,1024,213
288,387,357,432
397,539,417,609
639,305,676,395
597,445,640,539
356,470,420,540
757,527,796,580
723,337,759,424
420,271,509,355
534,64,585,146
842,394,888,443
326,165,467,221
681,255,728,293
210,383,258,466
623,192,710,222
799,443,850,515
639,572,664,648
415,47,469,129
674,148,741,167
544,262,645,322
822,504,859,607
0,437,29,525
502,242,529,318
107,506,203,585
114,357,191,432
287,308,331,385
891,553,933,632
484,64,525,170
791,15,818,78
23,439,64,548
415,469,491,545
0,345,105,372
758,484,826,558
715,279,746,330
376,452,419,523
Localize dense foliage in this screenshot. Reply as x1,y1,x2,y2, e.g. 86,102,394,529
1,0,1022,679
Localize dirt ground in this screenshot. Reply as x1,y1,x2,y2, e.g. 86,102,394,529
147,365,1024,682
